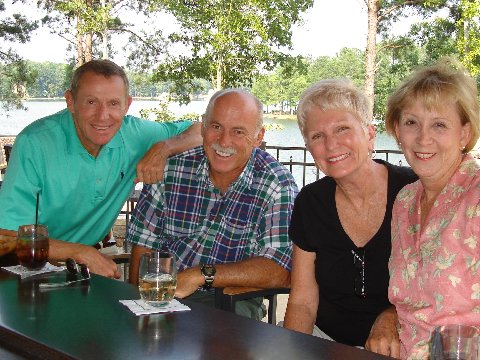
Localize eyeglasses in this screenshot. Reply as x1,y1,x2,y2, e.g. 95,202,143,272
66,258,90,279
351,248,366,299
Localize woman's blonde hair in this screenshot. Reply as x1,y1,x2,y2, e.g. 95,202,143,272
296,79,371,142
385,58,480,153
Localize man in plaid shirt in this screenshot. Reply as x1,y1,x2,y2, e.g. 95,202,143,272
127,89,298,319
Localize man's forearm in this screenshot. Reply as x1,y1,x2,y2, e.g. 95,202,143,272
162,122,202,156
207,257,290,289
175,256,290,299
135,123,202,184
0,228,16,237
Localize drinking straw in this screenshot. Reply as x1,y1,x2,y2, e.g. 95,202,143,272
35,192,39,227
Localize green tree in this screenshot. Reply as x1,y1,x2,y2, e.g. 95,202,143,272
28,61,70,98
373,40,425,124
404,0,480,75
252,73,277,113
131,0,313,104
38,0,138,66
0,0,38,111
253,57,308,114
308,48,365,87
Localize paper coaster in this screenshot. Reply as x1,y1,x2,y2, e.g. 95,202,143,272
1,263,66,279
120,299,191,315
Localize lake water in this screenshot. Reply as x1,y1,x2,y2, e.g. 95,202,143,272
0,100,405,184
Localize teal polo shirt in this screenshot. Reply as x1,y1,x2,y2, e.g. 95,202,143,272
0,109,191,245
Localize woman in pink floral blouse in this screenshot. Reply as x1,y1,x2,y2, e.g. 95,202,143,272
385,59,480,359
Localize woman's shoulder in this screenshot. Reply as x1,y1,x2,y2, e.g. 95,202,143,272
294,176,336,210
298,176,335,195
376,159,418,187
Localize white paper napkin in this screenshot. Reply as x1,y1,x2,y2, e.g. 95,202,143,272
1,263,66,279
120,299,190,315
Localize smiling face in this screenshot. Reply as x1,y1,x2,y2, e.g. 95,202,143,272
65,71,132,157
395,99,471,189
304,107,374,180
201,92,264,192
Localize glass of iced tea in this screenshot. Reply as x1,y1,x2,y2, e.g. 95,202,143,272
138,251,177,307
16,224,49,270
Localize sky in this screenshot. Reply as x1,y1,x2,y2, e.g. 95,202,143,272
4,0,370,65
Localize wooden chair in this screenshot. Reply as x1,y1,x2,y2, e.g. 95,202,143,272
215,286,290,324
3,144,12,165
0,144,7,182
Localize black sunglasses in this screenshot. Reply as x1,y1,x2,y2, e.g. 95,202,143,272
351,249,366,299
66,258,90,279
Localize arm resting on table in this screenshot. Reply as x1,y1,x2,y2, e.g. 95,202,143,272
0,228,120,278
365,306,400,359
128,244,289,296
283,245,319,334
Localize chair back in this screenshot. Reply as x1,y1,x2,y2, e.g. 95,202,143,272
4,144,12,164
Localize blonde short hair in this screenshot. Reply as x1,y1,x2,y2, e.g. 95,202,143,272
296,79,371,141
385,58,480,153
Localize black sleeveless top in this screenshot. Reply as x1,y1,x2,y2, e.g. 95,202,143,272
289,160,417,346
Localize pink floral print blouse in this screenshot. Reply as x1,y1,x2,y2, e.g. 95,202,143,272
388,154,480,360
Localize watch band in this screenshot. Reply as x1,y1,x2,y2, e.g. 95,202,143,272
201,264,216,289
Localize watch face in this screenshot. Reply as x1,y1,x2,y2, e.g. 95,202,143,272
202,264,216,276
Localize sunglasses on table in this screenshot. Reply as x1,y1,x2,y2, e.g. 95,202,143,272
351,248,366,299
39,259,90,289
66,258,90,279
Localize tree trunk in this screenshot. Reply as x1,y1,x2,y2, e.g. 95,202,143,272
84,0,93,62
85,32,93,62
101,0,108,59
216,53,223,90
76,14,84,67
364,0,379,121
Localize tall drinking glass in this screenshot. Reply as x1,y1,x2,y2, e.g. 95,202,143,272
138,251,177,307
430,324,480,360
16,224,49,270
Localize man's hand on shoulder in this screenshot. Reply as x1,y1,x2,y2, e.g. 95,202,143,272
135,123,202,184
364,306,400,358
135,142,170,184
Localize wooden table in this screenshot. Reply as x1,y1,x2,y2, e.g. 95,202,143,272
0,270,393,360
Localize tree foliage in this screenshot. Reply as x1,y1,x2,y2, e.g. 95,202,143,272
0,0,38,111
400,0,480,75
27,61,71,98
38,0,138,66
129,0,314,104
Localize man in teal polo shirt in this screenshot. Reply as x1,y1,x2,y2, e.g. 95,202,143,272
0,59,201,278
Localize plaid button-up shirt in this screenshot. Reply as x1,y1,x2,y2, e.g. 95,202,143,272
127,146,298,271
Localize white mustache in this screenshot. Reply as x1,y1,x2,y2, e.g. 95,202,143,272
212,143,236,155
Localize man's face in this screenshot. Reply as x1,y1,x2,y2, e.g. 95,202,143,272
202,92,264,191
65,71,132,157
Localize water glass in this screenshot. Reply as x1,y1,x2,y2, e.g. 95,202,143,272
430,324,480,360
138,251,177,307
16,224,49,270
